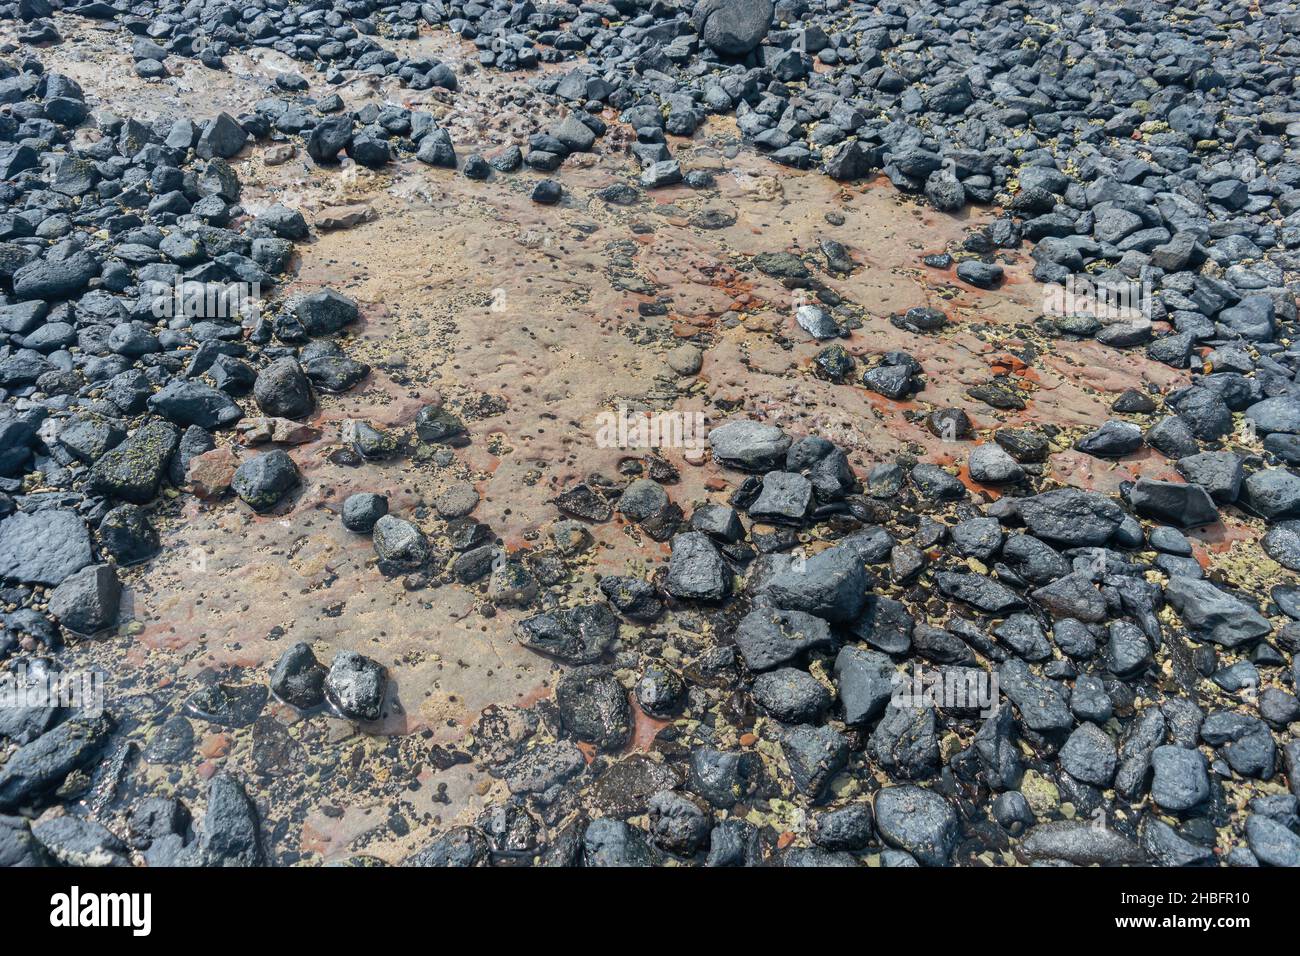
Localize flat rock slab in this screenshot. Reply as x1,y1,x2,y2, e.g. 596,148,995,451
0,509,93,586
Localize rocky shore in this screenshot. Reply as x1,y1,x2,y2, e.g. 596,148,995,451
0,0,1298,868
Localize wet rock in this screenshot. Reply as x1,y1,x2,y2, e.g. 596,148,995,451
0,660,62,745
1170,387,1232,441
87,419,178,504
32,815,129,867
617,478,669,522
556,666,631,751
231,449,300,511
992,791,1034,834
142,715,194,765
1166,578,1271,648
861,363,914,399
1201,712,1276,779
636,665,684,717
169,425,215,486
998,660,1072,733
201,773,264,866
834,645,894,724
869,701,939,779
640,160,682,190
405,826,490,867
912,623,975,665
910,463,967,500
477,805,536,855
996,428,1050,463
554,483,611,522
665,531,730,602
57,417,125,464
873,786,958,866
1130,478,1219,528
1150,745,1210,812
968,443,1024,484
12,251,99,301
415,127,457,168
0,712,113,812
1075,420,1142,458
814,344,855,382
342,493,388,533
256,204,308,239
1,509,92,591
532,179,563,204
973,702,1023,791
372,515,430,573
1000,535,1067,586
1053,618,1099,660
735,606,833,671
98,504,159,565
253,358,314,419
269,642,327,710
1145,416,1200,460
1245,814,1300,867
689,747,759,810
991,614,1050,661
149,380,244,429
1059,723,1117,786
413,405,466,444
583,818,654,867
292,289,359,336
197,113,246,159
1107,620,1152,678
183,682,267,728
763,546,866,623
1019,821,1147,865
647,789,711,855
48,564,120,635
1149,526,1192,556
956,261,1003,288
323,652,386,722
1113,389,1156,414
752,667,832,723
1018,489,1124,546
796,303,842,339
1244,396,1300,437
515,603,619,664
810,804,873,851
1070,674,1112,723
708,420,791,471
1033,572,1107,622
303,354,369,393
936,571,1024,615
599,575,664,622
694,0,773,56
748,471,813,524
502,741,585,795
781,723,848,800
0,814,45,866
1141,818,1215,867
1242,468,1300,521
306,116,353,164
1263,522,1300,572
